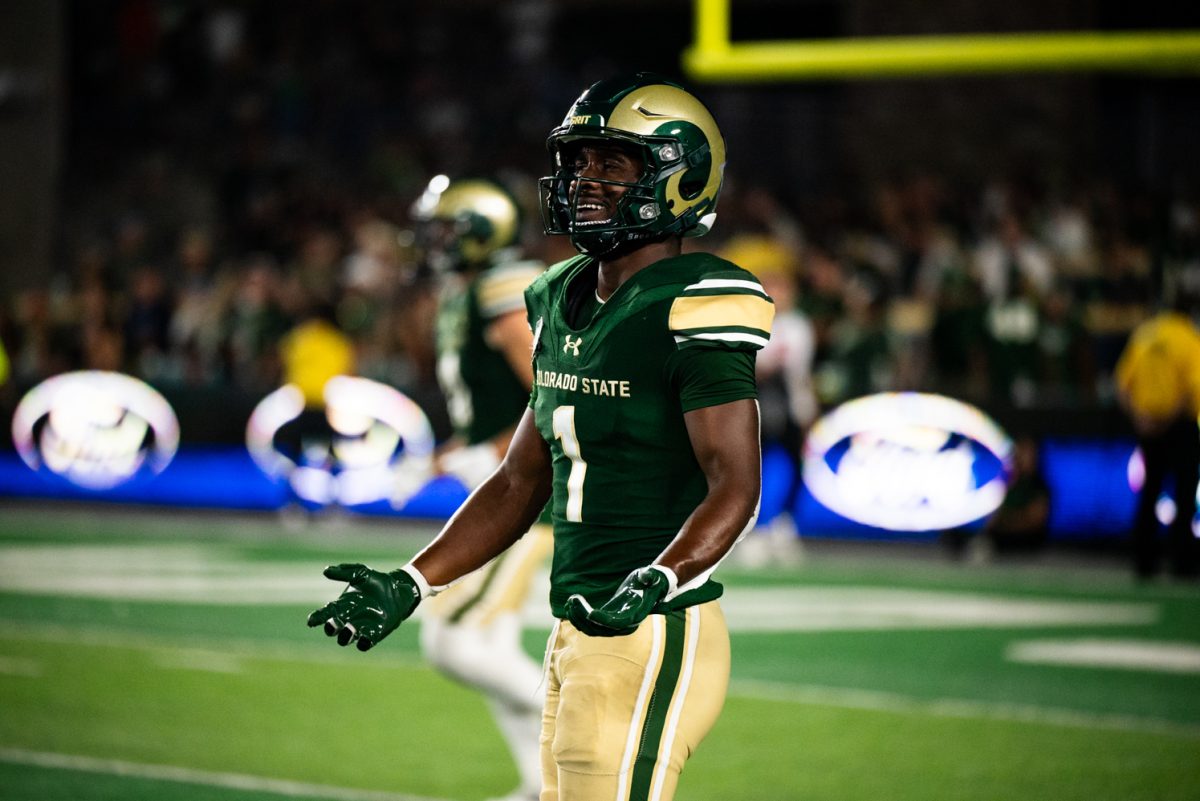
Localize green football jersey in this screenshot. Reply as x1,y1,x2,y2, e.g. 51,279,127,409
435,260,543,445
525,253,774,617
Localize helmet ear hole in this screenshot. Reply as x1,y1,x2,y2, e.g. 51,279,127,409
678,153,712,201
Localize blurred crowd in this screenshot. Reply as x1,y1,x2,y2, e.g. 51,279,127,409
6,166,1196,435
2,1,1198,441
712,174,1200,416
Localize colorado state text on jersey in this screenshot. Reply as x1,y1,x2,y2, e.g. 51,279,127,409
534,369,632,398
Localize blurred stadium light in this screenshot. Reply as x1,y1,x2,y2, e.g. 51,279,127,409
11,370,179,490
801,393,1012,532
684,0,1200,80
245,376,435,510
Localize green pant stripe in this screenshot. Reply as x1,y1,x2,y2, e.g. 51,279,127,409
446,551,507,624
629,611,686,800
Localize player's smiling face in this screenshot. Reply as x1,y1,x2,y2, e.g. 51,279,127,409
567,141,644,227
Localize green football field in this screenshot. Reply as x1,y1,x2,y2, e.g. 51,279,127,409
1,503,1198,801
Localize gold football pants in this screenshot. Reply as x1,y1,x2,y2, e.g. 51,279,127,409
424,523,553,626
540,601,730,801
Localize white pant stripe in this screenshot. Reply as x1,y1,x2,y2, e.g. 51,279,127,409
615,615,663,801
649,607,701,801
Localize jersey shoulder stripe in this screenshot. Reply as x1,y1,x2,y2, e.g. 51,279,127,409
477,260,545,318
680,277,770,297
669,264,774,351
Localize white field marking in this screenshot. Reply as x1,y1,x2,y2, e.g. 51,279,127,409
730,678,1200,739
0,621,426,671
149,649,244,674
0,540,1159,632
2,621,1196,739
0,747,453,801
0,543,1160,630
0,656,41,677
0,543,334,604
710,587,1157,632
1007,639,1200,674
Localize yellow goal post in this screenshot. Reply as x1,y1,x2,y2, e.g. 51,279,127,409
682,0,1200,81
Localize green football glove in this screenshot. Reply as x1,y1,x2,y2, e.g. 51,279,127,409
565,566,672,637
306,563,421,652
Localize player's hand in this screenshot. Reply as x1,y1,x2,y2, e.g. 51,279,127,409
565,567,670,637
306,564,421,652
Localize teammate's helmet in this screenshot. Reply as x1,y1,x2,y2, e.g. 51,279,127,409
539,72,726,257
411,177,521,271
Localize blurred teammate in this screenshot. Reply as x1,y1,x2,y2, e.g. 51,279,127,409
310,73,771,800
411,176,550,801
272,303,356,518
1114,293,1200,581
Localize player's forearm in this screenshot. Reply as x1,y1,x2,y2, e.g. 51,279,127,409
654,474,759,587
662,398,761,586
411,467,550,586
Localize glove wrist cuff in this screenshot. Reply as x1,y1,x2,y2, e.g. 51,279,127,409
396,564,436,599
648,564,679,597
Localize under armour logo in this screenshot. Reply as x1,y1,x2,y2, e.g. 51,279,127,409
563,335,583,356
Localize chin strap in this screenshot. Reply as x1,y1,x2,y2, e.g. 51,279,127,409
573,228,675,259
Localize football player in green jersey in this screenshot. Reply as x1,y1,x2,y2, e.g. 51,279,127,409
310,73,772,801
410,176,551,801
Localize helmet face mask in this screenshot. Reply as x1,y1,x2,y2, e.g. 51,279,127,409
541,138,657,257
539,72,726,258
412,177,520,272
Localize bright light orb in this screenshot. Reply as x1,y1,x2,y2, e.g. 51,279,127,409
802,392,1013,532
245,376,434,507
11,371,179,489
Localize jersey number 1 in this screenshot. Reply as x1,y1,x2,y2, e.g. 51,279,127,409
552,406,586,522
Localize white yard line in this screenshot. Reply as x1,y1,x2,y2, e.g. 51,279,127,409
149,649,245,674
0,747,455,801
1007,639,1200,674
0,545,1162,631
0,620,426,669
0,656,40,677
2,621,1197,739
730,678,1200,738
